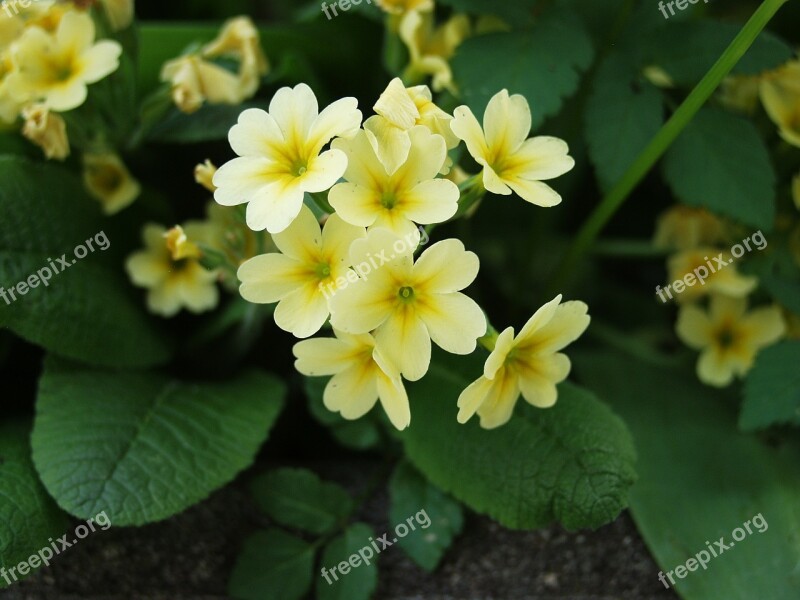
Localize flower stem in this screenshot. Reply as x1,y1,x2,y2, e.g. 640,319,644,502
546,0,788,297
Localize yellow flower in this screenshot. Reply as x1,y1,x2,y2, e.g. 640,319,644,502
457,295,590,429
82,152,141,215
653,205,727,251
676,295,785,387
399,11,469,93
160,55,245,113
213,84,362,233
21,103,69,160
376,0,433,16
237,205,366,338
195,159,218,192
126,223,220,317
98,0,134,31
5,11,121,111
666,248,757,304
642,65,674,89
451,89,575,207
718,74,761,114
329,126,458,243
329,228,486,381
362,78,459,174
294,329,411,430
759,60,800,147
202,16,268,99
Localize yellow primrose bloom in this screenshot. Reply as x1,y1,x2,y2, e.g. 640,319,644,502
457,294,590,429
399,11,470,93
213,84,362,233
237,205,366,338
202,16,268,99
293,329,411,430
195,159,218,192
329,126,458,243
126,223,220,317
451,89,575,207
653,205,727,251
329,228,486,381
98,0,134,31
82,152,141,215
160,55,245,114
759,60,800,147
666,248,757,304
718,74,761,114
21,103,69,159
363,78,459,174
676,295,786,387
376,0,433,16
5,11,121,112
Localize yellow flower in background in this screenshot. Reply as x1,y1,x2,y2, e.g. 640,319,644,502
5,11,121,111
666,248,757,304
457,295,590,429
294,330,411,430
676,295,786,387
760,60,800,147
329,229,486,381
363,78,458,174
642,65,675,89
195,159,218,192
160,55,245,113
329,126,459,243
213,84,362,233
82,152,141,215
202,16,268,99
718,74,761,114
21,103,69,160
793,173,800,211
376,0,433,16
238,205,366,338
399,11,470,93
126,223,220,317
451,89,575,207
98,0,134,31
653,205,727,251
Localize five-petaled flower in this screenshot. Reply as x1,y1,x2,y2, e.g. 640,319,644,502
676,294,785,387
451,89,575,207
213,83,362,233
457,295,590,429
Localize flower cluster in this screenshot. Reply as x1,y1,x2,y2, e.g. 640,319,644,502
204,78,587,430
655,206,787,387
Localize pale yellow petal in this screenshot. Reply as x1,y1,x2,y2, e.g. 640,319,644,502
743,306,786,348
300,148,348,192
506,136,575,181
246,180,306,233
505,178,562,207
78,40,121,84
518,354,571,408
517,300,590,355
476,371,521,429
364,115,411,176
228,108,285,158
274,281,330,338
307,96,362,153
451,105,488,162
516,295,563,344
484,90,530,156
456,375,494,424
329,279,395,333
373,78,420,129
697,348,736,387
238,253,307,304
417,291,486,354
394,125,447,185
676,303,713,349
374,305,431,381
270,204,322,261
481,163,513,195
329,182,381,227
324,364,379,419
125,252,169,287
213,156,272,207
375,367,411,430
413,238,479,293
398,179,459,225
321,213,367,266
269,83,318,142
293,336,357,376
333,129,388,188
484,327,515,380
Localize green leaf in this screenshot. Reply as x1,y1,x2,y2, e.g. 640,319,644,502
437,0,536,24
662,108,776,231
304,377,381,450
0,420,68,588
747,246,800,314
147,101,266,144
740,341,800,431
398,354,636,530
229,528,314,600
451,12,593,127
584,52,664,191
32,357,286,526
250,468,353,535
646,20,793,86
317,523,378,600
388,462,463,571
0,156,172,368
574,348,800,600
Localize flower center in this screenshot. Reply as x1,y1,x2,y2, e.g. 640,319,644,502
380,191,397,209
315,262,332,281
398,286,415,302
291,159,308,177
716,327,738,349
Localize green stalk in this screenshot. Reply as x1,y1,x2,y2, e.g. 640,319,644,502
546,0,788,296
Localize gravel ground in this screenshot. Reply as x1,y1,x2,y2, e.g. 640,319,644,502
0,460,677,600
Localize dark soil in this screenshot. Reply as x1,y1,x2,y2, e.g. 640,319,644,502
1,459,677,600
